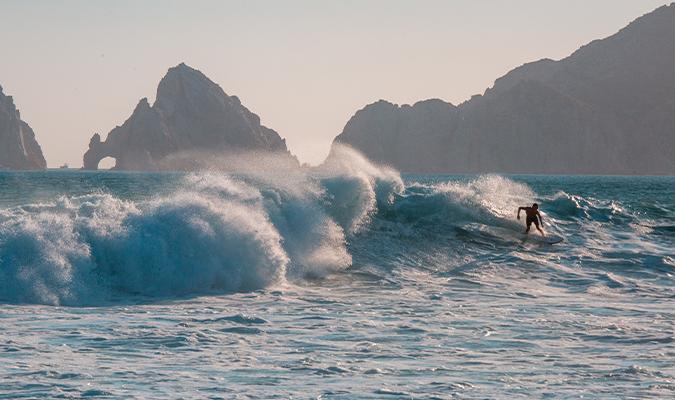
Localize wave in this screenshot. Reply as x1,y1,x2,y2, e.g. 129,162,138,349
546,191,636,223
1,146,670,305
0,146,402,305
386,175,535,229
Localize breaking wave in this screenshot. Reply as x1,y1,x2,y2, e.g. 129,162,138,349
0,146,671,305
0,146,402,305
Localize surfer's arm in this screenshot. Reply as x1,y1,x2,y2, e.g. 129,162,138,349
517,207,525,219
538,212,544,225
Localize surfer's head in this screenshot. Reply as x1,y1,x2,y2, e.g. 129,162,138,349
532,203,539,209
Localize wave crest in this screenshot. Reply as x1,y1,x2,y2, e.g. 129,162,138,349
0,146,402,305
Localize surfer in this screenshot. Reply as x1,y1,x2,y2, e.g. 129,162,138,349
517,203,545,236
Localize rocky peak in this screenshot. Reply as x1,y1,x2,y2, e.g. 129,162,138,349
332,3,675,174
0,85,47,170
83,63,294,170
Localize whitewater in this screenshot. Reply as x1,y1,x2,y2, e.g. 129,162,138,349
0,147,673,398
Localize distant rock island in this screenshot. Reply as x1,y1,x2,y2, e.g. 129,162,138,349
333,4,675,174
0,85,46,170
83,63,295,170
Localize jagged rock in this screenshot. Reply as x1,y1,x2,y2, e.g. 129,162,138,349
333,4,675,174
83,63,295,170
0,85,46,170
335,99,459,172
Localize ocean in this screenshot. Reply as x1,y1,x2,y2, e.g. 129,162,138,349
0,150,673,398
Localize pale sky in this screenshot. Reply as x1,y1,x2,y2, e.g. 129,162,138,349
0,0,669,167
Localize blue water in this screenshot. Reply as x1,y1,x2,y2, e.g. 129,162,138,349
1,150,674,398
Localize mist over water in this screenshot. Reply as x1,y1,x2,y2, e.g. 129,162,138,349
0,147,674,397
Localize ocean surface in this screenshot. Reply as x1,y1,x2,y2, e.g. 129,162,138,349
1,151,673,399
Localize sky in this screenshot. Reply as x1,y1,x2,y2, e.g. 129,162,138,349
0,0,670,167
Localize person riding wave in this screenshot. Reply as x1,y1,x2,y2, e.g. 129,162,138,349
517,203,545,236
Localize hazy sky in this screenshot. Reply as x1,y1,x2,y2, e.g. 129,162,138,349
0,0,669,167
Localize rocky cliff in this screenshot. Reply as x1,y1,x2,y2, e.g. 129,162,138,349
333,3,675,174
83,63,294,170
0,85,46,170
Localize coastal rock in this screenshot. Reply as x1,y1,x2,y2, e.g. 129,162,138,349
333,4,675,174
83,63,295,170
0,85,47,170
335,99,459,172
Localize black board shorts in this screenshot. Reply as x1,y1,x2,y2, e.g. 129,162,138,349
526,215,539,226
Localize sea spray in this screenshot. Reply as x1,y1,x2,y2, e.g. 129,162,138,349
319,144,404,233
0,189,289,305
4,150,669,306
0,146,403,305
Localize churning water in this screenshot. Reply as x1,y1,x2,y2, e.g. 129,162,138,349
1,149,673,398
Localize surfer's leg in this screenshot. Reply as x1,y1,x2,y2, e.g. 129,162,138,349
534,220,545,236
525,220,531,233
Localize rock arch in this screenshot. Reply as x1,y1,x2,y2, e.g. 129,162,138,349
82,133,116,170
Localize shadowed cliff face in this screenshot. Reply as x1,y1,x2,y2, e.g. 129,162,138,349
83,63,294,170
0,85,46,170
333,3,675,175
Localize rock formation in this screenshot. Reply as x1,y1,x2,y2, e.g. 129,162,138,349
0,85,47,170
333,4,675,174
83,63,294,170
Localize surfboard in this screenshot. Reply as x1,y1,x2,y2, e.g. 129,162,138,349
543,235,564,244
523,234,564,244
